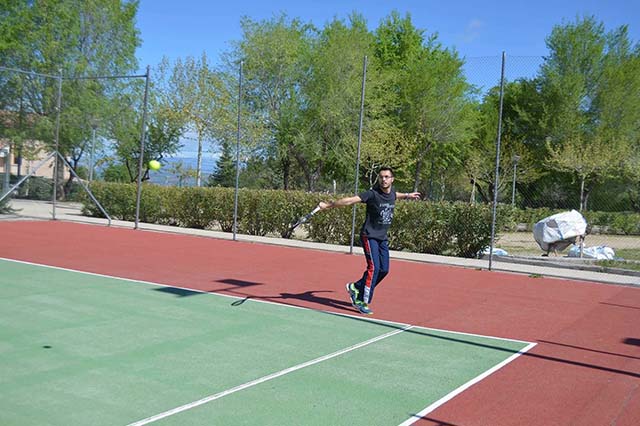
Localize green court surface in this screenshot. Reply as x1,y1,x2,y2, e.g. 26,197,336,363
0,259,530,426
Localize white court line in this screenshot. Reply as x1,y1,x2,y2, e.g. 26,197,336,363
2,256,537,423
397,341,538,426
126,325,414,426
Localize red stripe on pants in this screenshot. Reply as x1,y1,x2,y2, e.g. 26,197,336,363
362,235,374,302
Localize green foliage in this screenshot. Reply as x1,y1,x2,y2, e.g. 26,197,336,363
137,184,173,224
307,195,362,245
0,0,142,198
81,182,640,260
594,259,640,273
80,181,137,220
0,197,10,213
153,53,219,186
390,202,451,254
170,187,220,229
208,141,236,187
538,16,639,211
12,176,52,200
299,14,377,190
102,163,130,183
9,8,635,229
167,160,196,187
81,182,506,258
448,203,493,257
230,14,314,190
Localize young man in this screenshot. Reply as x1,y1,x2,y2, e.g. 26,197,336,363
318,167,420,315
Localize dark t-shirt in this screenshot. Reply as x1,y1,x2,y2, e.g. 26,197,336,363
359,187,396,240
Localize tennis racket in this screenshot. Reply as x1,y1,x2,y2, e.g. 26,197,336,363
284,205,321,238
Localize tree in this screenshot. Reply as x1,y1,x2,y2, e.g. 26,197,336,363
108,90,184,183
546,135,626,210
374,11,476,194
168,160,196,187
539,16,639,211
229,14,313,190
299,14,378,191
154,54,222,186
0,0,141,198
466,80,546,204
208,140,236,187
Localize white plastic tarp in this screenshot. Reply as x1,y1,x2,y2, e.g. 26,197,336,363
568,245,615,260
533,210,587,252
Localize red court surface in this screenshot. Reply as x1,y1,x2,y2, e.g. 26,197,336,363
1,220,638,426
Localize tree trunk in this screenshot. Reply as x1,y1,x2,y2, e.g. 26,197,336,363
427,157,436,200
579,177,586,211
413,156,423,193
470,178,476,204
282,156,290,190
582,183,591,212
196,135,203,187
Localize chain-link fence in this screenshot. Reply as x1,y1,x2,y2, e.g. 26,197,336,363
0,67,63,214
3,53,638,273
464,55,640,266
0,65,153,226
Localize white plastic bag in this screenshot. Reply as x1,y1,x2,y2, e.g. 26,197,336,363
480,247,508,256
533,210,587,252
568,245,615,260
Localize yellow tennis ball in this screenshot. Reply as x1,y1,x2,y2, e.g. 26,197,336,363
148,160,161,171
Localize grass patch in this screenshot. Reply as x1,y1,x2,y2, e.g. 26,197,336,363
595,259,640,272
611,248,640,261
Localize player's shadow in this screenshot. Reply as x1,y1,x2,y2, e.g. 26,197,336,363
624,337,640,346
229,290,354,312
152,278,264,298
277,290,354,311
208,278,265,293
154,287,203,297
217,278,263,287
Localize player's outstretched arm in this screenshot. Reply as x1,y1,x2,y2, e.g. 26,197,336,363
396,192,421,200
319,195,362,210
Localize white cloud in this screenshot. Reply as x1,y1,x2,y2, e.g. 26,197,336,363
462,18,485,43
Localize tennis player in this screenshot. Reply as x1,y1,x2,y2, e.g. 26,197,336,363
318,167,421,314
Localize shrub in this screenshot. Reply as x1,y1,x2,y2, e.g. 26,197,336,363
79,182,640,259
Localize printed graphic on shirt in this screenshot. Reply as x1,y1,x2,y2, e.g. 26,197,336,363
379,203,394,225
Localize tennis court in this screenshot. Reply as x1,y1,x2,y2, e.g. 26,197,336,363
0,258,531,425
1,220,639,425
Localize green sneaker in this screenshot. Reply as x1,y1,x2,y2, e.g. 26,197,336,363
355,301,373,315
345,282,359,308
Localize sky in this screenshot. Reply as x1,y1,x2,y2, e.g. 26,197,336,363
135,0,640,71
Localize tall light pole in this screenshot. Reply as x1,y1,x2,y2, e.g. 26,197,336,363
511,154,520,206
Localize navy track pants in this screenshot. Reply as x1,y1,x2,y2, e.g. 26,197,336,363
354,235,389,304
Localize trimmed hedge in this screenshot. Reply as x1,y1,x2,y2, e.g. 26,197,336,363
80,182,640,258
80,182,504,258
8,175,86,202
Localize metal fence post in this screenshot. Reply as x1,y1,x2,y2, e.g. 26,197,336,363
134,66,151,230
350,55,367,254
489,52,506,271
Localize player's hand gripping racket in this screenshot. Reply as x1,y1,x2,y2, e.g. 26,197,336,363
284,205,321,238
